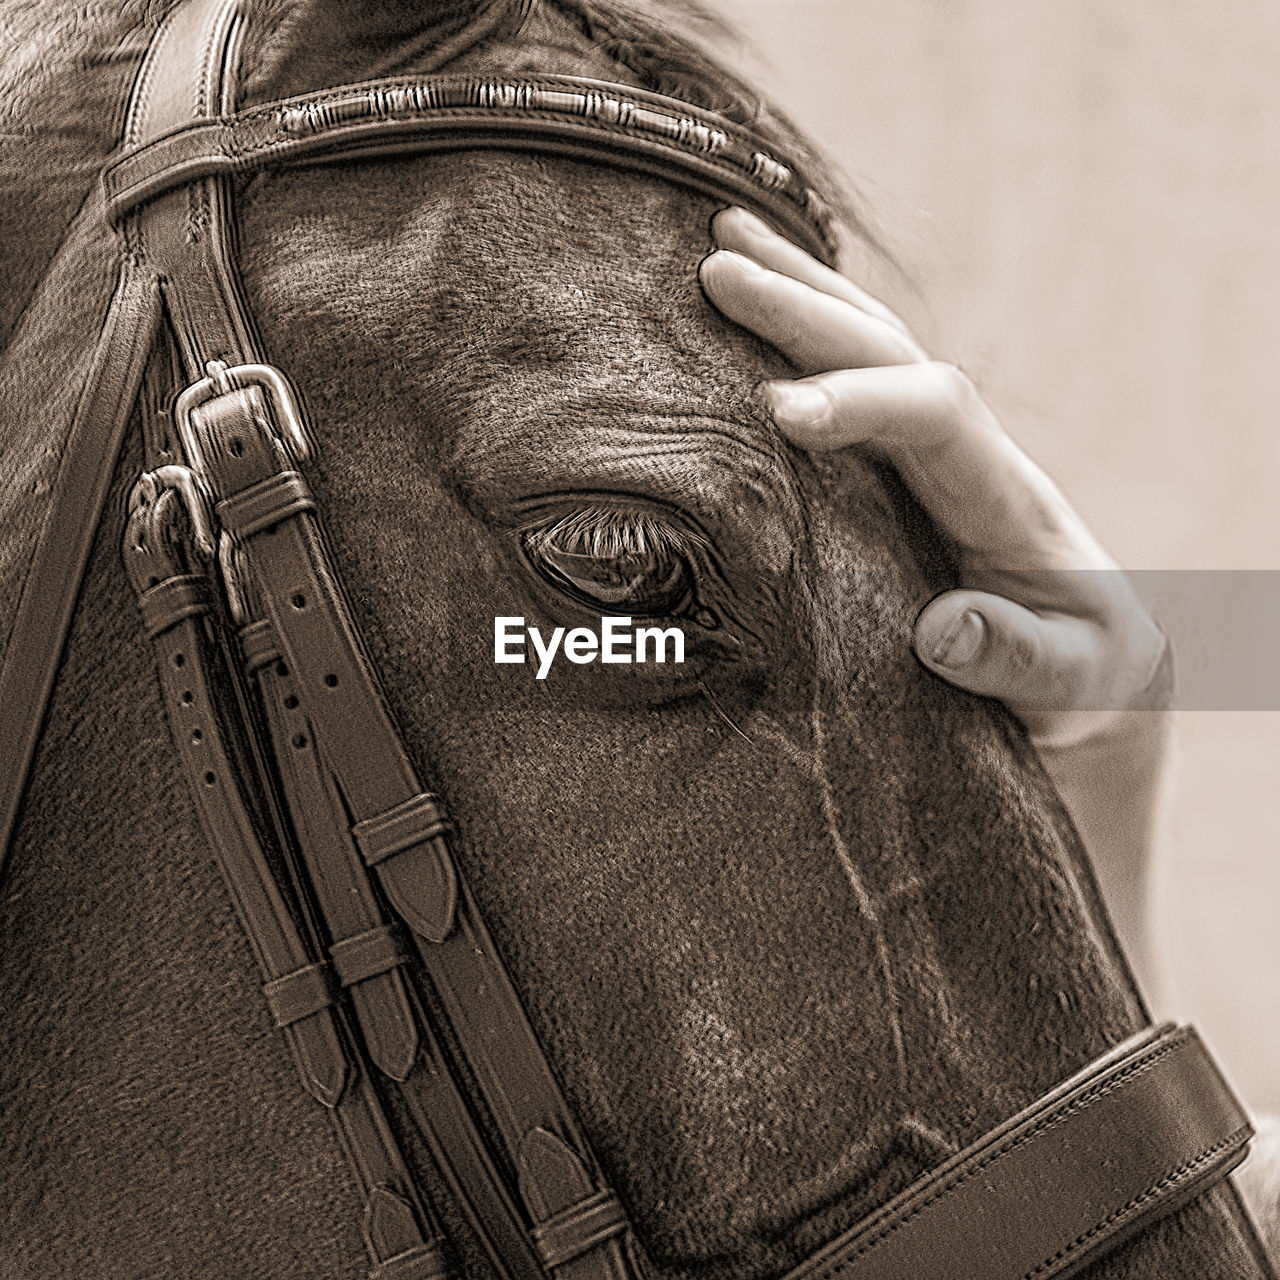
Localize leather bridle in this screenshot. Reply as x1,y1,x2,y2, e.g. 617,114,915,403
0,2,1263,1278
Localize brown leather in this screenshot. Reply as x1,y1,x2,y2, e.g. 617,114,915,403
244,584,422,1084
187,349,640,1280
242,531,554,1280
122,475,452,1280
101,74,837,264
783,1023,1253,1280
2,0,1261,1276
531,1187,631,1272
120,3,543,1277
119,5,645,1278
0,258,161,875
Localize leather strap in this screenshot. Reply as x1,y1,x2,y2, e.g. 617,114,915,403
0,258,161,878
120,5,490,1277
187,340,641,1280
122,475,452,1280
122,7,643,1278
244,607,545,1280
783,1023,1253,1280
251,641,422,1082
122,5,545,1275
102,73,837,264
532,1190,630,1272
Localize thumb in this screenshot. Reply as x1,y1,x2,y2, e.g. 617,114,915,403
913,590,1097,712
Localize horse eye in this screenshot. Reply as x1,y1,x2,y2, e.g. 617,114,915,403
522,534,691,616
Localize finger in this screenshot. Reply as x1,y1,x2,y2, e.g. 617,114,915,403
698,249,921,373
914,591,1097,703
711,206,918,340
766,362,1111,570
913,590,1166,744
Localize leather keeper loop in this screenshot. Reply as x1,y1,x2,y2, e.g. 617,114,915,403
532,1190,629,1272
239,617,282,672
137,574,213,638
353,793,452,868
216,471,314,541
331,924,411,988
367,1242,451,1280
262,962,335,1028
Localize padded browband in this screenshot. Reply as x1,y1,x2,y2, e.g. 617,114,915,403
101,73,838,264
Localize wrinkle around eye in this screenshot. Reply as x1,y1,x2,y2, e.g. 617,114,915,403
450,413,810,584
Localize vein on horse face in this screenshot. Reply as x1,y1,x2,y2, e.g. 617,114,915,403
745,709,910,1094
808,701,910,1093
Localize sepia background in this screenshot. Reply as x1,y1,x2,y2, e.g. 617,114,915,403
720,0,1280,1114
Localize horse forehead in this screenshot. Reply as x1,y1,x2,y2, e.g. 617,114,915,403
244,150,773,389
242,151,806,523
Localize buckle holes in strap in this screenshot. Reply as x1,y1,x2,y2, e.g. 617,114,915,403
191,728,203,743
324,673,338,687
181,690,194,704
173,651,184,667
291,592,306,609
284,694,300,709
293,732,308,749
203,771,216,786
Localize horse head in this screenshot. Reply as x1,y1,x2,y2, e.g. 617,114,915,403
0,2,1270,1277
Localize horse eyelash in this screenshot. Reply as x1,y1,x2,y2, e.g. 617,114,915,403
520,507,703,562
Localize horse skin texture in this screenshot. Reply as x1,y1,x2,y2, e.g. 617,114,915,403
0,1,1276,1278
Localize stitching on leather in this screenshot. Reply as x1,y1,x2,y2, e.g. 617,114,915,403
191,4,223,237
239,73,768,131
222,114,826,241
125,18,171,147
825,1031,1198,1269
226,108,814,203
195,5,223,118
1021,1126,1252,1279
237,108,806,176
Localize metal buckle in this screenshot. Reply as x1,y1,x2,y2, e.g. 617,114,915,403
128,465,218,560
173,360,312,476
218,534,250,627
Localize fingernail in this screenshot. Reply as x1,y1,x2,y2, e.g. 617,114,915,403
931,609,984,668
716,205,772,239
699,250,760,290
723,248,768,274
766,381,831,426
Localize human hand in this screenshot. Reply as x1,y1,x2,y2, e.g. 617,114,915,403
698,206,1171,986
699,206,1167,747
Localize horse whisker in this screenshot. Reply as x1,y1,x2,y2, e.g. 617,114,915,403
697,679,753,744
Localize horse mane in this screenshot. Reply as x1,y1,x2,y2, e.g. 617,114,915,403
546,0,861,234
0,0,862,357
549,0,798,123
